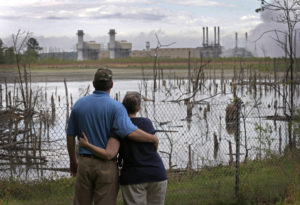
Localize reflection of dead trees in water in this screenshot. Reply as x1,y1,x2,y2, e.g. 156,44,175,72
237,66,299,151
203,105,209,140
225,103,238,136
142,95,154,102
0,31,64,179
41,109,50,140
228,140,234,167
225,98,242,168
213,132,219,160
159,131,176,171
279,125,282,155
232,65,300,122
139,72,149,100
274,100,278,116
0,96,59,178
220,65,226,95
184,99,193,127
2,65,49,177
0,104,52,178
186,144,192,172
51,94,56,125
114,92,120,102
153,116,177,171
79,84,90,97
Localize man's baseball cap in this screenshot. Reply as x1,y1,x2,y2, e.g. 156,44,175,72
94,68,112,82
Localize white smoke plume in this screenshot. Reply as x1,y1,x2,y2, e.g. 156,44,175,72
247,1,300,57
2,0,299,58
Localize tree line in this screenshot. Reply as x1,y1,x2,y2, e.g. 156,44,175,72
0,37,42,64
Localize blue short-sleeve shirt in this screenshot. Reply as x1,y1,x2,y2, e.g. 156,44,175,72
66,90,137,154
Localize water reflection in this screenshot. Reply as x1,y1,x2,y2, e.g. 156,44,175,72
1,78,299,180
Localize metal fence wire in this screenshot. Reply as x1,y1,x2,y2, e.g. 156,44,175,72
0,99,294,204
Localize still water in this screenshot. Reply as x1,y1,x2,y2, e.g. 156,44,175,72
2,78,299,180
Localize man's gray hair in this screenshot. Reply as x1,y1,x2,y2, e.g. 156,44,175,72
122,91,141,114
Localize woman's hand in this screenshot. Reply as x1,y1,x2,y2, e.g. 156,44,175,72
78,132,90,148
77,132,120,160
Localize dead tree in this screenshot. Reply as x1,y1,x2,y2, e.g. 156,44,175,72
0,30,50,179
255,0,300,149
152,34,175,91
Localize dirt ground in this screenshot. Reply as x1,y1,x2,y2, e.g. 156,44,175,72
0,58,290,83
0,67,238,83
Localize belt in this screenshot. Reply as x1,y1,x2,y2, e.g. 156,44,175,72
79,154,101,159
79,154,117,161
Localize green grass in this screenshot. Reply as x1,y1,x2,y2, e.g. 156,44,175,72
35,56,299,65
0,177,75,205
0,57,296,73
164,154,299,205
0,59,294,76
1,151,299,205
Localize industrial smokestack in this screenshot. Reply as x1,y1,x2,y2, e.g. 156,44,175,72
214,26,216,47
146,41,150,51
218,26,220,46
77,30,84,61
203,27,205,47
206,27,209,46
235,32,238,49
109,29,116,59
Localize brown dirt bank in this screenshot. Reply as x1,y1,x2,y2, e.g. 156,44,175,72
0,59,279,69
0,67,241,83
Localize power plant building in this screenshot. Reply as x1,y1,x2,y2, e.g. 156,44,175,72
221,32,253,58
131,27,222,59
76,30,100,60
77,27,224,60
108,40,132,59
98,29,132,59
130,48,202,58
200,26,222,58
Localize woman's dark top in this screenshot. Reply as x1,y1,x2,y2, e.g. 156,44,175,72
116,117,167,185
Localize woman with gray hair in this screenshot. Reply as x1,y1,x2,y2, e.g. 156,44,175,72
79,91,167,205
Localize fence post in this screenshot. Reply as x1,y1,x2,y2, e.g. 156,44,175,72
188,50,191,93
64,78,69,130
234,97,242,198
0,84,2,109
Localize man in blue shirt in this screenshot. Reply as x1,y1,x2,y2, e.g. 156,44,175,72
66,68,158,205
78,91,167,205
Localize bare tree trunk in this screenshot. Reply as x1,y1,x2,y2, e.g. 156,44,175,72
188,50,191,93
153,50,158,91
64,78,70,129
186,144,192,171
0,84,2,109
228,140,233,167
279,125,282,155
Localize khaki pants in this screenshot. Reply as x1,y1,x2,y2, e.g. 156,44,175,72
73,157,119,205
121,180,167,205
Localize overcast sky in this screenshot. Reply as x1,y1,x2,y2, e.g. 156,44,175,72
1,0,295,56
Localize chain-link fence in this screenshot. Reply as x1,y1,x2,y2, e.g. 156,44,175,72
0,98,297,204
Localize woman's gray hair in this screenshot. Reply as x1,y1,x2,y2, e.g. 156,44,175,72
122,91,141,114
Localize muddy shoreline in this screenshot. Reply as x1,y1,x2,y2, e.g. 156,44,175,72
0,68,240,83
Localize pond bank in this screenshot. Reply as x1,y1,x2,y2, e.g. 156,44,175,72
0,67,285,83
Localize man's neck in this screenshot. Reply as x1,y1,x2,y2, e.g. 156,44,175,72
95,89,111,95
